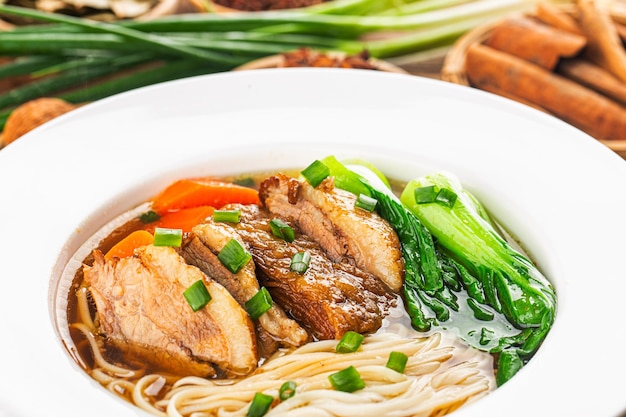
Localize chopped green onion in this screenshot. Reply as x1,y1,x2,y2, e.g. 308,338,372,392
354,193,378,212
414,185,458,207
245,287,273,320
279,381,297,401
234,177,255,187
139,210,160,224
246,392,274,417
183,279,212,312
218,239,252,273
335,331,364,353
290,251,311,274
153,227,183,247
269,218,295,242
328,366,365,393
385,351,409,374
414,185,437,204
301,160,330,188
435,188,458,208
213,209,241,223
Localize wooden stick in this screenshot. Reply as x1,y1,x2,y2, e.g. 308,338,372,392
465,43,626,139
484,15,586,70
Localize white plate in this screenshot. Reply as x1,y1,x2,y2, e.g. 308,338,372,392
0,68,625,417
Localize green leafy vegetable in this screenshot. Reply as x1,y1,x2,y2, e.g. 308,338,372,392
401,171,556,385
322,156,556,386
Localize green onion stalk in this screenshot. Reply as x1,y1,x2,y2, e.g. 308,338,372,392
320,156,556,386
0,0,572,130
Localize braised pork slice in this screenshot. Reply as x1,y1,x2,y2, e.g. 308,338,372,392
230,204,396,340
259,173,405,292
182,220,310,348
83,246,258,377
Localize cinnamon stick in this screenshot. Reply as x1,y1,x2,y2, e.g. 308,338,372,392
577,0,626,83
558,58,626,106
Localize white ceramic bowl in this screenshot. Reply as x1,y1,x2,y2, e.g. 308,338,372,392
0,68,625,417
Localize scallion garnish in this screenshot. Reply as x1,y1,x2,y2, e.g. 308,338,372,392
245,287,273,320
246,392,274,417
269,218,295,242
218,239,252,274
335,331,364,353
301,160,330,188
290,251,311,274
328,366,365,393
354,194,378,212
414,185,458,208
385,351,409,374
213,209,241,223
414,185,437,204
435,188,458,208
183,279,212,312
153,227,183,247
139,210,161,224
278,381,297,401
234,177,255,187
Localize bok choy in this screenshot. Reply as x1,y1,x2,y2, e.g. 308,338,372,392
321,156,556,386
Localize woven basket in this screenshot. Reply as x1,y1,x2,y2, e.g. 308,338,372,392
440,8,626,159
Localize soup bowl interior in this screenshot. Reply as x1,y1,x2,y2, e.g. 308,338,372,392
0,68,624,417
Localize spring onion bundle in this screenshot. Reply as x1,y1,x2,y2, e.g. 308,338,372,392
0,0,572,132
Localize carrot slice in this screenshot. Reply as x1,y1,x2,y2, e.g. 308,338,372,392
151,179,260,213
145,206,215,233
104,229,154,260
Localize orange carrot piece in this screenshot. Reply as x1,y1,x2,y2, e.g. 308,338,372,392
484,16,586,70
151,179,260,213
465,43,626,139
145,206,215,233
104,229,154,260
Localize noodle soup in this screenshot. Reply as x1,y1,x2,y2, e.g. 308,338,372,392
60,159,553,417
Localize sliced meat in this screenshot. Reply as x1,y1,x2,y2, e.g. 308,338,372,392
83,246,258,377
259,173,405,292
232,204,397,340
182,219,310,348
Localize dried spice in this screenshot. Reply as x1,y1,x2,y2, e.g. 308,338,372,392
212,0,325,11
281,48,380,70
